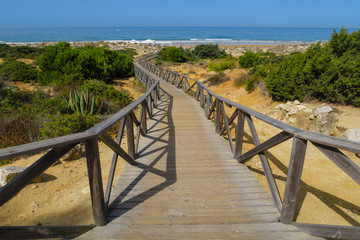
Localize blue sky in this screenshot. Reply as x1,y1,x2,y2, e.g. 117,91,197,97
1,0,359,28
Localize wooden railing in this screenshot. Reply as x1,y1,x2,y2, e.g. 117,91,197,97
0,60,159,239
138,59,360,240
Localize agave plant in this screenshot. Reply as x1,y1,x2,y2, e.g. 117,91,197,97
66,89,103,116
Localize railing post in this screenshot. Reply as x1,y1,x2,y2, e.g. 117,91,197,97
183,77,187,92
206,93,211,116
196,83,200,100
153,87,158,108
200,86,205,108
141,102,147,135
126,115,136,160
280,136,307,224
85,138,107,226
147,95,153,118
215,99,221,133
235,110,245,158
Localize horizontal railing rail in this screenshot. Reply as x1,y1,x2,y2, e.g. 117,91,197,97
0,57,159,238
138,59,360,240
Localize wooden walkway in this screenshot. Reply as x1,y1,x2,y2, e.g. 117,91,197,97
76,80,322,239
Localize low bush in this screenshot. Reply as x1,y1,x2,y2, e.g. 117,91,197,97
0,113,41,149
206,72,230,86
37,42,134,86
193,44,227,59
265,29,360,106
246,75,263,93
0,61,38,82
158,47,188,63
238,52,266,69
234,74,249,88
208,56,237,72
0,86,32,112
40,113,101,139
0,44,44,60
81,80,132,108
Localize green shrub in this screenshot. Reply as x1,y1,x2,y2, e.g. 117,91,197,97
208,56,237,72
246,75,263,93
265,29,360,106
0,44,43,60
81,80,132,107
238,52,265,69
0,113,41,149
234,74,249,88
40,113,101,139
0,61,38,82
329,27,360,57
193,44,227,59
0,86,33,112
206,72,230,86
37,42,134,86
158,47,188,63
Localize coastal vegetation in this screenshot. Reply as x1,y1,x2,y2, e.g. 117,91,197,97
0,42,134,151
238,28,360,107
38,42,134,86
156,44,227,64
208,56,237,72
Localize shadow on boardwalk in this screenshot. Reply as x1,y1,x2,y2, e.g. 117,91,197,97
108,88,176,221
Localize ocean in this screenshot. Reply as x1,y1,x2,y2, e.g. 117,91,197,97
0,27,358,45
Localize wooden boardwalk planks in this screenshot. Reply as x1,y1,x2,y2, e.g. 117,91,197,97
76,80,322,240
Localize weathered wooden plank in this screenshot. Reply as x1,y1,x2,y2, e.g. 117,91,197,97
280,137,307,224
296,126,360,153
85,138,107,226
235,110,245,158
206,92,211,116
220,102,234,154
238,131,293,163
185,81,196,96
135,105,145,154
99,133,134,165
104,118,126,210
126,115,136,160
245,113,283,212
144,96,152,119
293,223,360,240
0,132,92,161
219,109,238,135
195,83,200,100
206,99,216,119
141,102,147,135
0,225,94,239
0,143,78,207
312,142,360,185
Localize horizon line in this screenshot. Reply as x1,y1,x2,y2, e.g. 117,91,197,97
1,25,359,29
